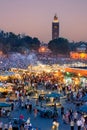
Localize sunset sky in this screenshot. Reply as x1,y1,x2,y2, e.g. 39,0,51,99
0,0,87,43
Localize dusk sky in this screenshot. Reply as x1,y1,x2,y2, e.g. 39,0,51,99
0,0,87,43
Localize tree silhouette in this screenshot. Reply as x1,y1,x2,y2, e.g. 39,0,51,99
48,37,70,55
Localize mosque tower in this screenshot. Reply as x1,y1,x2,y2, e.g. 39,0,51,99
52,14,59,40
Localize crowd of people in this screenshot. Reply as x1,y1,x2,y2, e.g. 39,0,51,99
0,52,85,71
61,107,87,130
0,117,34,130
0,53,87,130
0,70,87,129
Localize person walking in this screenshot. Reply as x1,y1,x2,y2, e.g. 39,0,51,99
61,106,64,116
73,111,78,123
4,123,8,130
34,108,38,119
8,123,12,130
81,115,85,129
70,120,74,130
29,103,32,113
77,119,82,130
0,121,3,130
11,102,14,111
84,116,87,130
20,124,24,130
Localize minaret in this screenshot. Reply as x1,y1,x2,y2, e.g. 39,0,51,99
52,14,59,40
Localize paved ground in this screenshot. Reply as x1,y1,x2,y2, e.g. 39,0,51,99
0,95,81,130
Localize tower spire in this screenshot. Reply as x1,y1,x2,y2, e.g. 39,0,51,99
52,14,59,40
53,14,58,22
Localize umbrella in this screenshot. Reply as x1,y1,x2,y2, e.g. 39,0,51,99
80,95,87,102
0,102,11,107
45,92,62,98
79,105,87,113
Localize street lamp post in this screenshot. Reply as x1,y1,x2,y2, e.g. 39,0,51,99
52,124,56,130
52,121,59,130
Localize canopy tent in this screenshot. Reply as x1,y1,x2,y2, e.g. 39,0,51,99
0,102,11,108
45,92,62,98
80,95,87,102
79,105,87,113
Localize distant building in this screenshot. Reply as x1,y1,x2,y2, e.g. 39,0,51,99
52,14,59,40
38,42,51,54
70,43,87,59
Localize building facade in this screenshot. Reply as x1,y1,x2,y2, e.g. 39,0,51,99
52,14,59,40
70,43,87,59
